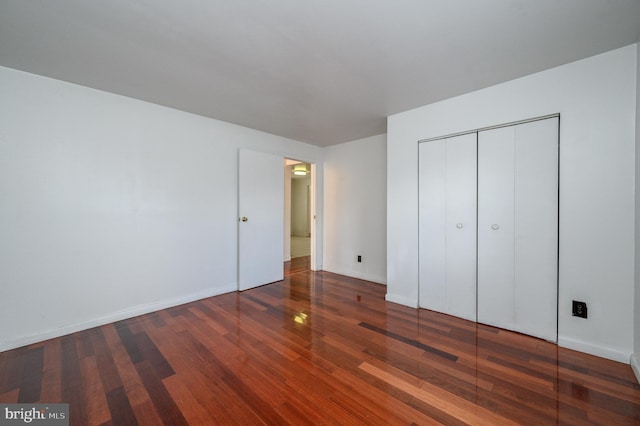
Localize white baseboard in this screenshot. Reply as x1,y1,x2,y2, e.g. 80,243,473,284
0,284,237,353
322,266,386,285
558,336,630,363
630,353,640,384
385,293,419,308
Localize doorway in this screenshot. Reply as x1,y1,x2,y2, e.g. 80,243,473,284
239,151,317,290
284,159,313,275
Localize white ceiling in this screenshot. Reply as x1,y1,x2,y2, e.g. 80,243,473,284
1,1,639,147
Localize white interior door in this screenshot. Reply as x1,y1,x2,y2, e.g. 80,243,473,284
478,118,558,341
445,134,477,321
478,126,516,331
513,118,558,341
419,133,477,320
238,149,284,291
419,139,447,312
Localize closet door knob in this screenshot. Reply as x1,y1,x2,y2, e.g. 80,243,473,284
491,224,499,230
456,223,464,229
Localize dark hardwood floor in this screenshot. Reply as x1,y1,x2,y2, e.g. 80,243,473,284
284,255,310,276
2,270,640,425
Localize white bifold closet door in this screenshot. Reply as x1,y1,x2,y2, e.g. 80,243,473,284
419,133,477,321
477,117,558,342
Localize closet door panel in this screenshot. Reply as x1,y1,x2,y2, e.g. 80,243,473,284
478,126,515,331
445,134,477,321
514,118,558,341
418,140,447,312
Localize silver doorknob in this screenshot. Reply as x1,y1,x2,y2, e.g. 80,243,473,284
491,224,499,230
241,217,248,222
456,223,463,229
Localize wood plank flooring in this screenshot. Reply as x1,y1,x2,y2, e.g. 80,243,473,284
284,256,310,276
2,270,640,425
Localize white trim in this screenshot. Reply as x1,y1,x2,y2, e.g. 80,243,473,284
558,336,630,363
630,354,640,384
310,162,317,271
322,267,386,285
385,293,419,308
418,113,560,144
0,284,237,352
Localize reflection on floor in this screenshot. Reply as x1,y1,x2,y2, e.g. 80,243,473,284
285,255,310,276
4,270,639,424
290,236,310,258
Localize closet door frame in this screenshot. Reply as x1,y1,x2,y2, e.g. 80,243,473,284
418,114,560,342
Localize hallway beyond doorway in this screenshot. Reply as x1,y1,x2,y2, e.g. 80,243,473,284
290,236,310,258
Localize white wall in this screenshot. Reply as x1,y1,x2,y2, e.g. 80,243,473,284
387,44,637,362
291,175,311,237
324,134,387,284
633,42,640,379
0,66,324,351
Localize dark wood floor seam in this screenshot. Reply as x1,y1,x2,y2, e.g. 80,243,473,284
358,321,459,361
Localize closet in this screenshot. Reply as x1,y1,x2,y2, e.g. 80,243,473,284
418,133,477,321
418,116,558,342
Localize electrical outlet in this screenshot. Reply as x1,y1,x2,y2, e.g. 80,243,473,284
357,255,362,263
572,301,587,318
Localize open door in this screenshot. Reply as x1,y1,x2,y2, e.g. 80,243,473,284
238,149,284,291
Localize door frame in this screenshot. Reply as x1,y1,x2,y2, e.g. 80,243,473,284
285,158,318,271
